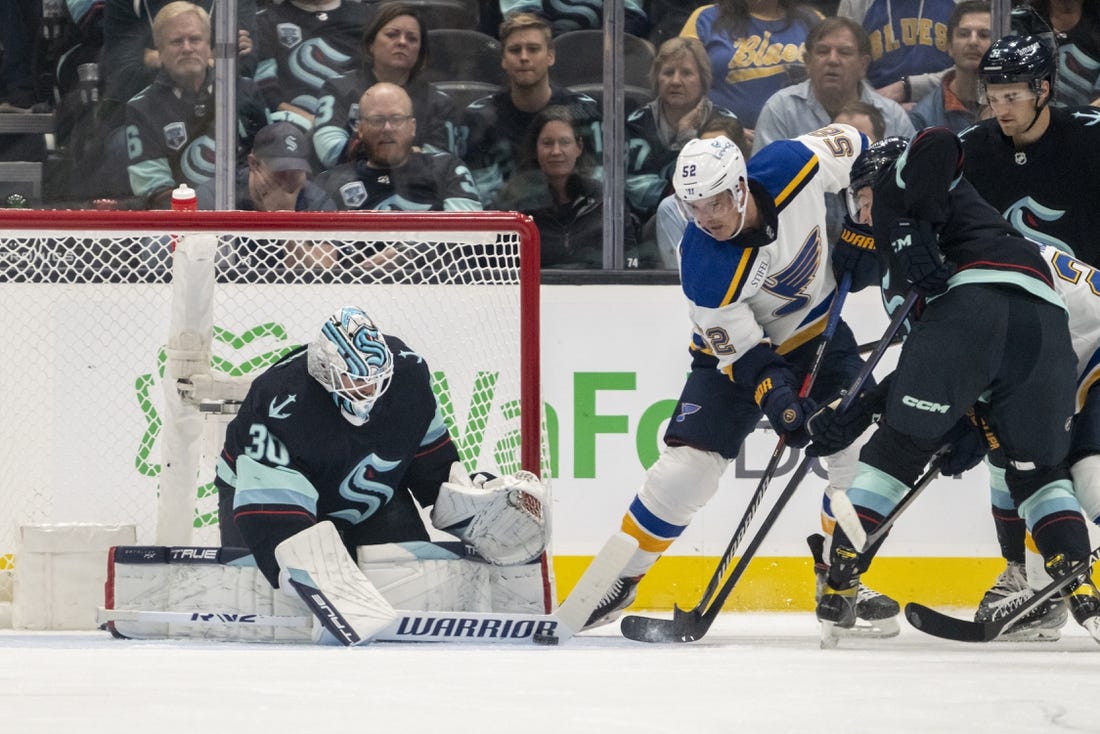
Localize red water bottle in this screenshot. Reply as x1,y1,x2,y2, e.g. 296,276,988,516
171,183,197,212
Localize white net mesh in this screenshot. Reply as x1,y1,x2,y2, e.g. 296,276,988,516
0,210,542,586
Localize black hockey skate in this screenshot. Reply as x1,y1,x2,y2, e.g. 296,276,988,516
808,533,900,642
975,560,1065,641
1048,555,1100,644
583,576,641,630
817,582,857,649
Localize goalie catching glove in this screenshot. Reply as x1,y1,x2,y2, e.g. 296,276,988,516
431,463,549,566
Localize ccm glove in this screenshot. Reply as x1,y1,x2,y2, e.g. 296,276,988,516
755,367,816,448
805,375,892,457
890,219,954,297
938,409,990,476
832,214,879,291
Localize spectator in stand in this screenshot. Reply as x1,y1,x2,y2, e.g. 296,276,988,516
0,0,41,111
315,82,482,211
498,0,650,37
625,36,739,234
838,0,957,107
908,0,991,132
833,99,885,140
497,105,650,269
311,3,456,170
253,0,369,132
651,115,750,269
460,12,602,207
1019,0,1100,107
125,2,269,208
102,0,257,128
754,15,915,241
680,0,823,144
196,120,334,211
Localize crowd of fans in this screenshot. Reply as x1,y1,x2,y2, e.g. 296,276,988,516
1,0,1098,270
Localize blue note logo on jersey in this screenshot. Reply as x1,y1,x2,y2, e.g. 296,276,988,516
675,403,702,423
764,227,820,317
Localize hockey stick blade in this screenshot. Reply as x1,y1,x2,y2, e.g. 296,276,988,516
619,456,816,644
905,544,1100,642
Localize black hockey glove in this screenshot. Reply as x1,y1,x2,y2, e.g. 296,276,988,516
890,219,954,297
938,408,990,477
832,214,879,292
805,375,892,457
755,367,816,448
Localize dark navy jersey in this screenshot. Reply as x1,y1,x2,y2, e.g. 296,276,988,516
871,127,1061,317
216,337,458,580
125,69,269,201
312,69,458,167
459,86,602,205
254,1,367,115
314,150,482,211
959,106,1100,266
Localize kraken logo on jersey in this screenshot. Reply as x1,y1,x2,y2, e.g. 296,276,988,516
763,226,821,317
163,121,187,151
339,180,368,208
277,22,302,48
335,452,400,524
1004,197,1069,252
180,134,217,184
1071,107,1100,127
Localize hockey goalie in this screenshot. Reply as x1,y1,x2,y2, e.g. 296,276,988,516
107,307,553,644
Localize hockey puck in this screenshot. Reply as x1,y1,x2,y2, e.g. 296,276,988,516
532,632,559,646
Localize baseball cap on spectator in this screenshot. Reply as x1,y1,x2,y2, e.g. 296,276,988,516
252,122,312,172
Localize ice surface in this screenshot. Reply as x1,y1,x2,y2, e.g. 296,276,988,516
1,612,1096,734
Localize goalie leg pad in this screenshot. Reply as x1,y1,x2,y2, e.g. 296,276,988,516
431,468,549,566
357,541,550,614
274,521,397,645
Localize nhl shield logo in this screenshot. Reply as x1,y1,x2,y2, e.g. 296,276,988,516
277,23,302,48
163,121,188,151
339,181,368,209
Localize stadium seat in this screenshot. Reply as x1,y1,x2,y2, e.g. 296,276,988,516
430,80,503,110
567,83,654,116
424,29,504,85
371,0,479,31
550,30,655,90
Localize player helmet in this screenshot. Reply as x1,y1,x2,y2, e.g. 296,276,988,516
672,135,749,237
845,136,909,219
978,34,1056,101
308,307,394,425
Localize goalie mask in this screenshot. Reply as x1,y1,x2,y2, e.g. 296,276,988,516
308,307,394,426
672,135,749,240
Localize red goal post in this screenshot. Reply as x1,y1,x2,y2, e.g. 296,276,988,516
0,210,543,591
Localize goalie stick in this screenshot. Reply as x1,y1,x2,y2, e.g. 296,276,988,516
617,275,855,644
904,543,1100,643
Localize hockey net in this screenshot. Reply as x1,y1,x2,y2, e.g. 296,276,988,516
0,210,543,604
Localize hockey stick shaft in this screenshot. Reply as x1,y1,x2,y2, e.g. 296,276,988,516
685,275,853,616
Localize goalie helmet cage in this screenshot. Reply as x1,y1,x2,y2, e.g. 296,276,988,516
0,209,544,587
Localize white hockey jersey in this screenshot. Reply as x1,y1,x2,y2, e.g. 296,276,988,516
1038,243,1100,411
678,124,868,380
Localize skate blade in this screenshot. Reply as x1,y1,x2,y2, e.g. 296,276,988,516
820,619,841,649
1083,617,1100,645
832,616,901,640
